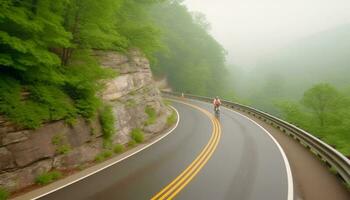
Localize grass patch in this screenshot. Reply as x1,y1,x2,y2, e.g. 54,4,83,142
144,106,157,126
64,116,77,126
100,105,115,145
77,164,86,171
52,134,71,155
346,182,350,190
329,166,338,175
128,139,137,147
167,110,177,126
103,140,113,149
35,171,62,185
0,187,9,200
323,133,350,156
95,150,113,162
113,144,125,154
163,100,172,106
128,90,137,96
52,134,64,146
125,99,137,108
57,144,71,155
90,127,97,136
131,128,144,143
344,182,350,191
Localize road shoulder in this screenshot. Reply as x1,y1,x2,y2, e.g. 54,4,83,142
232,109,350,200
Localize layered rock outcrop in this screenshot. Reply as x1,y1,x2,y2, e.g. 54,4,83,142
94,49,172,144
0,49,172,192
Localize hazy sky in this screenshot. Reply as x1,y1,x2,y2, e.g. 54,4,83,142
184,0,350,67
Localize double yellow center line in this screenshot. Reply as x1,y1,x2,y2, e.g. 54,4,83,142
151,101,222,200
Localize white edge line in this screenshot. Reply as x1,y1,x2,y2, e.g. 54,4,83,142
221,106,294,200
30,106,180,200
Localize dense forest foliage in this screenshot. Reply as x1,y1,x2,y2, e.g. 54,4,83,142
232,24,350,156
0,0,160,128
150,1,233,97
0,0,231,128
278,84,350,155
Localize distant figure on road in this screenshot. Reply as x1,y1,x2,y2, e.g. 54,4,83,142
213,96,221,116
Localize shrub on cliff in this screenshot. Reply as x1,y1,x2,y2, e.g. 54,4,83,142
145,106,157,126
167,110,177,126
52,134,71,155
100,105,116,146
95,150,113,163
131,128,144,143
128,139,137,147
0,50,114,129
64,50,116,119
113,144,125,154
0,76,76,129
0,187,9,200
35,171,62,185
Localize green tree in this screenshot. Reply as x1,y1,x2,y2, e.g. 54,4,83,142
60,0,128,64
277,102,309,128
301,83,340,127
0,0,124,128
115,0,163,61
0,0,71,81
278,83,350,155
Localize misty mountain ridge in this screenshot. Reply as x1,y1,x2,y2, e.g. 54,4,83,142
233,23,350,114
256,23,350,94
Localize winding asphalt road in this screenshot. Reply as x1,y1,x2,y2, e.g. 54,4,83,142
39,99,290,200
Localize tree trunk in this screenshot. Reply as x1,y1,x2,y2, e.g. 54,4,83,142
60,1,81,66
31,0,38,14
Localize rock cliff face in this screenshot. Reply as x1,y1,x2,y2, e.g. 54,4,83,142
0,49,171,192
94,49,172,144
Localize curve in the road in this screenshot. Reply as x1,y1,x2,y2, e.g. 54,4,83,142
152,100,222,200
27,99,293,200
172,98,292,200
221,106,293,200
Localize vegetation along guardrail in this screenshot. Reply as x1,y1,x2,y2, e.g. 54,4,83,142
162,91,350,187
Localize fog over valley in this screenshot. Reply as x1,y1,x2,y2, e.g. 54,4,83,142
184,0,350,68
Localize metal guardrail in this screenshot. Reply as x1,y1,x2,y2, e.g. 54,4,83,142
162,91,350,186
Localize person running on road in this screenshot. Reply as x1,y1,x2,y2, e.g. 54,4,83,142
213,96,221,113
